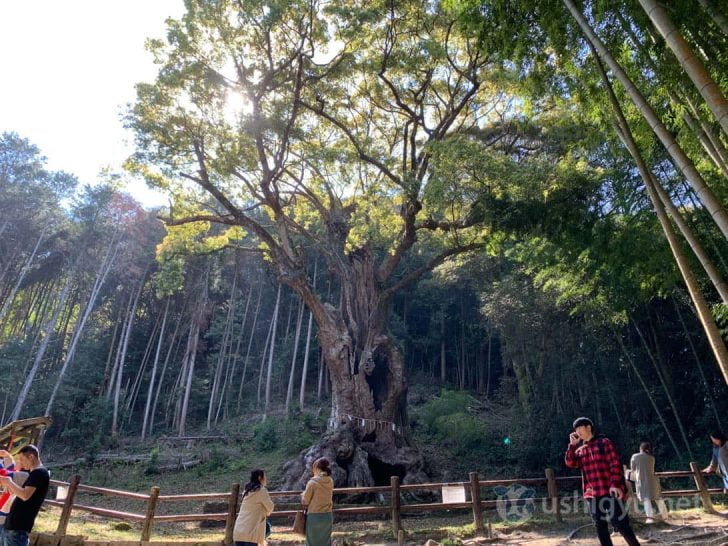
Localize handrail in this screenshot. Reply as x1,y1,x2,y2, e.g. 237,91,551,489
43,462,725,544
75,483,151,500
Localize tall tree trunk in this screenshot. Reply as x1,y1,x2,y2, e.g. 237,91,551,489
171,320,196,429
45,243,117,416
101,309,122,399
149,313,184,437
298,307,315,411
698,0,728,35
673,297,723,431
563,0,728,240
237,286,262,412
317,348,324,400
485,328,493,399
178,276,207,436
264,284,282,416
440,317,446,384
125,312,162,416
632,319,693,458
615,332,683,460
617,6,728,182
298,261,318,411
222,280,253,419
106,293,133,399
112,272,146,437
0,228,45,330
651,170,728,303
257,313,274,405
285,297,304,414
11,276,72,421
590,40,728,386
208,275,237,429
639,0,728,138
178,321,200,436
142,298,169,440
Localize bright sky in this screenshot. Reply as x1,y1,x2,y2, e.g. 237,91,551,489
0,0,185,208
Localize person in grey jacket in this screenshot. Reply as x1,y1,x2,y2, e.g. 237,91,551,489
702,432,728,492
630,442,668,523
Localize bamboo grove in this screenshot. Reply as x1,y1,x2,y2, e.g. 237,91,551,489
2,0,728,472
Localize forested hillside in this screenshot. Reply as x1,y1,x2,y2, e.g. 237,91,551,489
3,0,728,483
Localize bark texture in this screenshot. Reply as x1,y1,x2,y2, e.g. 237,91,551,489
281,249,426,486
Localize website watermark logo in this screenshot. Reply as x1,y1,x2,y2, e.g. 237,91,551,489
494,484,536,523
493,485,707,523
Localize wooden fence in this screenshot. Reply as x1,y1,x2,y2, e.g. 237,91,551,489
43,462,725,544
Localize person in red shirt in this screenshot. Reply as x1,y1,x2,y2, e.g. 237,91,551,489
565,417,640,546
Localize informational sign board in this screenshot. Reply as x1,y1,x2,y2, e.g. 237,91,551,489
441,485,466,504
56,485,68,500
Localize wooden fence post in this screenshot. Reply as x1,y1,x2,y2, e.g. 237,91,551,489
469,472,484,531
690,462,716,514
224,483,241,545
390,475,402,536
141,486,161,542
545,468,561,522
55,474,81,537
622,465,639,516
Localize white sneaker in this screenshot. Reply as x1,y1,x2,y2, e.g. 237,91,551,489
645,518,655,524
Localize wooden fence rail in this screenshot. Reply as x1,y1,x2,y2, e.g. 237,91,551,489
44,462,725,543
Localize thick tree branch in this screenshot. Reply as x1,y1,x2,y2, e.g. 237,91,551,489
382,242,484,299
297,100,403,187
159,214,240,227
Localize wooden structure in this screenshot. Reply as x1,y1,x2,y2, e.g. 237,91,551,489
41,462,726,544
0,416,52,452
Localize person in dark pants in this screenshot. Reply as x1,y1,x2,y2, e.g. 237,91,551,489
565,417,640,546
0,445,49,546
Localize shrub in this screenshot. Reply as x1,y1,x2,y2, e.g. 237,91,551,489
433,412,487,454
253,419,279,452
145,447,160,475
416,389,476,433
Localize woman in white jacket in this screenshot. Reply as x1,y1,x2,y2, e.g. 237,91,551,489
233,469,274,546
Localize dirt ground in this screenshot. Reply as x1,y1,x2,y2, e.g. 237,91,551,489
332,510,728,546
36,503,728,545
404,512,728,545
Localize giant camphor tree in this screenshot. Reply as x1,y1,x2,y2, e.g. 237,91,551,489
126,0,569,485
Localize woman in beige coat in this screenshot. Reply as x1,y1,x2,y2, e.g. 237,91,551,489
301,457,334,546
233,469,274,546
630,442,668,523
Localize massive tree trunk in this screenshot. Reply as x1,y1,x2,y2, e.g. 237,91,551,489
281,249,426,489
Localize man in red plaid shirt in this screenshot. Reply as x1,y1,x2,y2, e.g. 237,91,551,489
565,417,640,546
